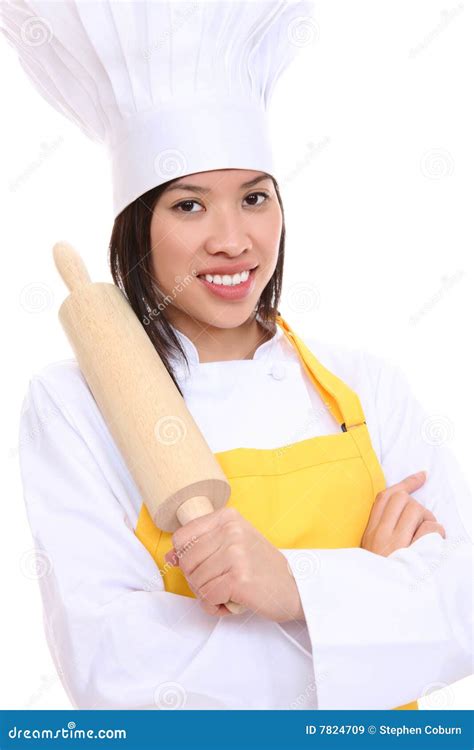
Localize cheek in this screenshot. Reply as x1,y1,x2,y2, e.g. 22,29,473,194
257,226,281,278
150,217,194,285
258,206,281,253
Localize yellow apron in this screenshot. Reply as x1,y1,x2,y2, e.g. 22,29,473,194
134,313,418,710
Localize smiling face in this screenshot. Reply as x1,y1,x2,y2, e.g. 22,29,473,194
149,168,282,331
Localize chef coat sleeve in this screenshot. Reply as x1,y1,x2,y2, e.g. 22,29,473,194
280,353,473,710
18,374,316,710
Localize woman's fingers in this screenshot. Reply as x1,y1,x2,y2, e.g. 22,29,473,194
168,526,224,577
387,470,428,496
361,470,441,556
412,521,446,543
368,471,428,528
393,500,436,544
383,491,418,531
172,506,236,557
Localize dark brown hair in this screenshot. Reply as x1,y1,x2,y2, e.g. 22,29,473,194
108,173,285,397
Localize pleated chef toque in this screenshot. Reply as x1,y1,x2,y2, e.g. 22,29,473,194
0,0,315,218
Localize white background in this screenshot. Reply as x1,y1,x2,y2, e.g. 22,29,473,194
0,0,472,710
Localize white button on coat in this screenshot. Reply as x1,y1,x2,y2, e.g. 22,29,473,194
269,363,286,380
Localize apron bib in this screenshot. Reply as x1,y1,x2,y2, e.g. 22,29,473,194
135,314,418,710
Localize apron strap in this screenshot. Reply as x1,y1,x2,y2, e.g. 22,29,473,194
276,313,367,431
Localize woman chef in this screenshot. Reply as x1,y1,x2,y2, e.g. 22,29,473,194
2,1,472,711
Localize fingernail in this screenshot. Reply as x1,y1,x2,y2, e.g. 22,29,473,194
165,550,177,565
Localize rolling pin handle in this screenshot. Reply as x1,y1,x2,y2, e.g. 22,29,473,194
176,495,214,526
53,241,91,292
176,495,246,615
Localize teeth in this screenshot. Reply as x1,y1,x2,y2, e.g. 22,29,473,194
203,269,251,286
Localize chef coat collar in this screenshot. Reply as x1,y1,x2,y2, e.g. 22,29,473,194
167,316,283,366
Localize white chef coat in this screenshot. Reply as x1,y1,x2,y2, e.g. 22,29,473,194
18,322,473,710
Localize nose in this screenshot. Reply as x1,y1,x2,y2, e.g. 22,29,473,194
203,209,252,257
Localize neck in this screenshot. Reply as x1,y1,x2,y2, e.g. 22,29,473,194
167,311,274,363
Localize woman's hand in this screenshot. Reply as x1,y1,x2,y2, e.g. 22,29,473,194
164,506,304,622
361,470,446,557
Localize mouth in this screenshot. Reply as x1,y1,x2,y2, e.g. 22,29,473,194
196,266,258,301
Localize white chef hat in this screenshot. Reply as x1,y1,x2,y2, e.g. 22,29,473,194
0,0,315,218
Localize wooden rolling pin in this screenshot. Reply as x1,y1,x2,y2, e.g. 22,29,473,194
53,240,245,615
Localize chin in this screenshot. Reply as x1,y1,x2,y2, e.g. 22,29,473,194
199,305,258,330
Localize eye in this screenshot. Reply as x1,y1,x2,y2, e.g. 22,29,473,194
244,191,270,207
171,191,270,214
172,199,202,214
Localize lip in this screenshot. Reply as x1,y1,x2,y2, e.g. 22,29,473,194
197,266,257,301
197,263,258,277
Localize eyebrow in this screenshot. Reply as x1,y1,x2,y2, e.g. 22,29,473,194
163,174,272,195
